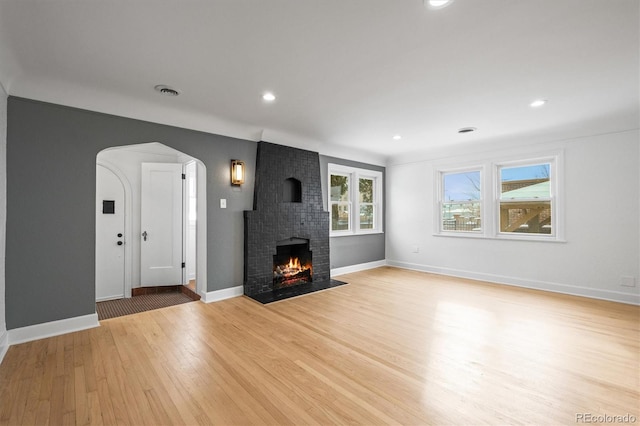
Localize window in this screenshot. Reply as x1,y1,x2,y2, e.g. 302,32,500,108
498,163,552,235
330,173,351,232
440,169,482,233
435,154,562,241
358,177,375,230
329,164,383,235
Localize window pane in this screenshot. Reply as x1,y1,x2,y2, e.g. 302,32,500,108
500,164,551,234
359,178,374,203
330,175,349,202
442,201,482,231
442,171,481,232
331,203,349,231
443,171,481,202
359,205,374,229
499,201,552,234
500,164,550,199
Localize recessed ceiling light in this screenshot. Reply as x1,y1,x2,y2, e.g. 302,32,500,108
262,92,276,102
458,127,477,134
154,85,180,96
530,99,547,107
393,135,402,140
425,0,454,9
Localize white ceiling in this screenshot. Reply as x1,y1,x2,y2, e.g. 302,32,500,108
0,0,637,165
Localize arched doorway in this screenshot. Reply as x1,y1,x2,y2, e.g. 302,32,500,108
95,142,207,300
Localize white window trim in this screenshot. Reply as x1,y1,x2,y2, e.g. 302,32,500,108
329,164,383,236
434,151,565,242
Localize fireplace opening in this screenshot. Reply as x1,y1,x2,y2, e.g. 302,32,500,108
273,239,312,289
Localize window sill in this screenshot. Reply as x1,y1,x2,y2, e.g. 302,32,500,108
330,231,385,238
433,232,566,243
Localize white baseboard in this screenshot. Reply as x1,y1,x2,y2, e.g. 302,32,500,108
331,260,387,277
0,329,8,365
8,313,100,346
387,260,640,306
200,285,244,303
96,295,125,302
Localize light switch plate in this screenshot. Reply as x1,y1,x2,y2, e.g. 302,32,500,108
220,199,227,209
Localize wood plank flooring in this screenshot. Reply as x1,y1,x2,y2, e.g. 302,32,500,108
1,267,638,425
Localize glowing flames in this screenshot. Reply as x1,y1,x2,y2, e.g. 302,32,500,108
275,257,309,276
287,257,301,270
274,257,312,286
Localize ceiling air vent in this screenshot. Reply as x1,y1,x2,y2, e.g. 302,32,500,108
154,85,180,96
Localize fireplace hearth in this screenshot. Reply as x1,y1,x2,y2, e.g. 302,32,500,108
244,142,346,303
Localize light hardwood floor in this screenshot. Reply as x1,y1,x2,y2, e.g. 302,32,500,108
1,267,638,425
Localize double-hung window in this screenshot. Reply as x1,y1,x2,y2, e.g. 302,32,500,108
436,153,562,241
440,169,482,233
497,161,555,236
329,164,383,235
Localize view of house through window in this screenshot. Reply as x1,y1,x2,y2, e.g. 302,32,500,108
441,170,482,232
499,163,551,234
437,155,560,240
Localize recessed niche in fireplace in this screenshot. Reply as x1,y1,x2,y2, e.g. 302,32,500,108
283,177,302,203
273,238,312,289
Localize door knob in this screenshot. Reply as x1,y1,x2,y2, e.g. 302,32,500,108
117,233,123,237
117,241,123,246
142,231,148,241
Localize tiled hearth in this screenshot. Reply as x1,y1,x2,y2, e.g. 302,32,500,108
244,142,345,303
248,279,347,304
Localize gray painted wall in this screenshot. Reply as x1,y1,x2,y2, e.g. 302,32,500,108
0,85,7,338
6,97,256,329
5,97,387,330
319,155,386,269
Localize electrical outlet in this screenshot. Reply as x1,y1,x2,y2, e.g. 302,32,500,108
620,276,636,287
412,245,419,253
220,198,227,209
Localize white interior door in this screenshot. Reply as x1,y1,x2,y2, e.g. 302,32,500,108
141,162,183,286
96,165,125,300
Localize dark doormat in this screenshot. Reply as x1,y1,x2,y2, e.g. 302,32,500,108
97,292,195,320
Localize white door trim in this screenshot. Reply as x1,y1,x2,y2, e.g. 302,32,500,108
195,159,207,298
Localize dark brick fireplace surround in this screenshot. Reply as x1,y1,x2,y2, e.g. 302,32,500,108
244,142,345,303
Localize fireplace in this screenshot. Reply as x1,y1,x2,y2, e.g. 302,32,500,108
244,142,343,303
273,238,312,289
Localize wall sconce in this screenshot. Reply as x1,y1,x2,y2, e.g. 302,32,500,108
231,159,245,185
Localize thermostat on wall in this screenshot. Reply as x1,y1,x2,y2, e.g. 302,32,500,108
102,200,115,214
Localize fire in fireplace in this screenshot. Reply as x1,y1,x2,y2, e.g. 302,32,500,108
273,257,312,287
273,239,312,289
